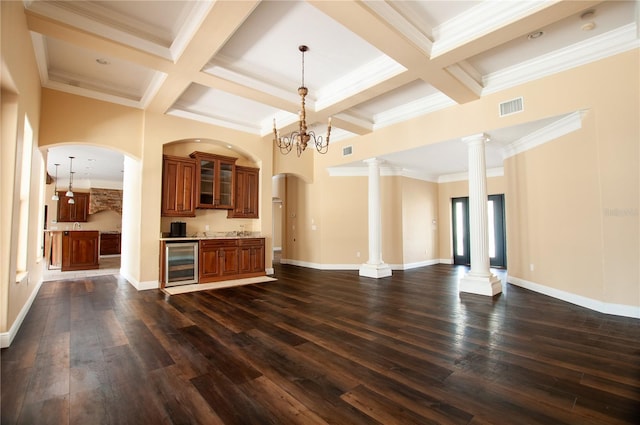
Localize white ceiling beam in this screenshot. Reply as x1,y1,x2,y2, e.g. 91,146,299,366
309,0,480,104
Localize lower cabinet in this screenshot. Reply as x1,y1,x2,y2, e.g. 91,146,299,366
198,238,265,283
239,238,265,274
62,230,99,271
100,232,121,255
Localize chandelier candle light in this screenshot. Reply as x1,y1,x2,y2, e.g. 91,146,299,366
273,45,331,157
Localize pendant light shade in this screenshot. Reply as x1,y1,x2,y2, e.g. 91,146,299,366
66,156,75,197
51,163,60,201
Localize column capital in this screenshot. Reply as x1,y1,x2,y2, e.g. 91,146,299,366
363,157,384,166
462,133,489,145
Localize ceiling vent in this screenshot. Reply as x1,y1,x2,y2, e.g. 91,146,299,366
499,97,524,117
342,145,353,157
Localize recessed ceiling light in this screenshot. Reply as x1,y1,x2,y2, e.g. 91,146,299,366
527,31,544,40
194,139,201,143
227,145,232,149
580,10,596,20
581,22,596,31
96,58,110,65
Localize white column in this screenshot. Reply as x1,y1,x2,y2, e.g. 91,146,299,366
359,158,392,278
459,134,502,296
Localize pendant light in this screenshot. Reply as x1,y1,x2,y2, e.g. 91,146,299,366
51,163,60,201
68,173,75,204
65,156,75,198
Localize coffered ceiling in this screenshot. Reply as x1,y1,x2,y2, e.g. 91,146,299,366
25,0,638,182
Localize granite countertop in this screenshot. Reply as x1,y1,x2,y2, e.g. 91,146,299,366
160,232,263,241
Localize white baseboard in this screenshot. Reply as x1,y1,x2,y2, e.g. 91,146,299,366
507,275,640,319
0,278,44,348
119,270,158,291
279,259,440,271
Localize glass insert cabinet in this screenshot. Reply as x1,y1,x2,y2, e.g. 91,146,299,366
190,151,237,209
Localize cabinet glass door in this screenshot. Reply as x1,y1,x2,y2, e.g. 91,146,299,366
219,162,234,208
199,159,215,206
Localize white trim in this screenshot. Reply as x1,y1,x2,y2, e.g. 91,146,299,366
0,278,44,348
508,276,640,319
120,270,159,291
266,267,275,275
483,24,640,95
362,0,433,55
502,110,587,159
400,259,440,270
438,167,504,184
280,258,440,271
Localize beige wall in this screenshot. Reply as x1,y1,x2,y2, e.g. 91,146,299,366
1,1,45,336
402,178,439,265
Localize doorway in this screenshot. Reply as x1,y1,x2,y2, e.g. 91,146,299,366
452,194,506,267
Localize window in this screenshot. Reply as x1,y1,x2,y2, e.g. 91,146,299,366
16,117,33,273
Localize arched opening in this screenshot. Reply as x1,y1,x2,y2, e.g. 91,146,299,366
40,144,139,280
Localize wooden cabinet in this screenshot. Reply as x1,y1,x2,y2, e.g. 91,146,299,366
190,151,236,209
198,237,265,283
162,155,196,217
228,166,259,218
57,191,89,222
239,238,265,274
199,239,239,282
61,230,99,271
100,232,121,255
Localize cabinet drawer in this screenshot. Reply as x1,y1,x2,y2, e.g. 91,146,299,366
200,239,238,249
238,238,264,247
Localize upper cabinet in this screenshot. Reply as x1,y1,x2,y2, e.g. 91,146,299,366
190,151,236,210
162,155,196,217
160,150,260,218
57,191,89,222
228,166,259,219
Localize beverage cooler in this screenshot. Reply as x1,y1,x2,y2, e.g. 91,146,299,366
165,241,198,286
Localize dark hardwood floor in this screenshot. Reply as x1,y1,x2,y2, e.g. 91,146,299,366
2,263,639,424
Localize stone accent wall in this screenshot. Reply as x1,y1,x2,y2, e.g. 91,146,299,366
89,188,122,215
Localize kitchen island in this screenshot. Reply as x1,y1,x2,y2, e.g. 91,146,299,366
46,230,100,271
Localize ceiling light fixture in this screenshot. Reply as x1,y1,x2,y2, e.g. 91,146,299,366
51,163,60,201
65,156,75,201
273,45,331,157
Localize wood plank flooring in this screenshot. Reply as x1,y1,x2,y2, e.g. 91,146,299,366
2,263,639,424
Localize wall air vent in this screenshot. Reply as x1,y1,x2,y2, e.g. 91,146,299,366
342,145,353,156
499,97,524,117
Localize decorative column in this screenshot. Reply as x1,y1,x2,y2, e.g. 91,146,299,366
359,158,392,278
459,134,502,296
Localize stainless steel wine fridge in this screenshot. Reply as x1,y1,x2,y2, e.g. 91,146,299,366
165,241,198,286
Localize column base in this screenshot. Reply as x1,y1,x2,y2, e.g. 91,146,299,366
359,263,392,279
459,273,502,296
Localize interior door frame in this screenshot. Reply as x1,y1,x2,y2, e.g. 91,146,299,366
451,194,507,268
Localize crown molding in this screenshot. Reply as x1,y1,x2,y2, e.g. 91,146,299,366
438,167,504,184
361,0,433,55
483,24,640,95
373,92,456,130
431,1,547,58
502,110,587,159
316,56,406,111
